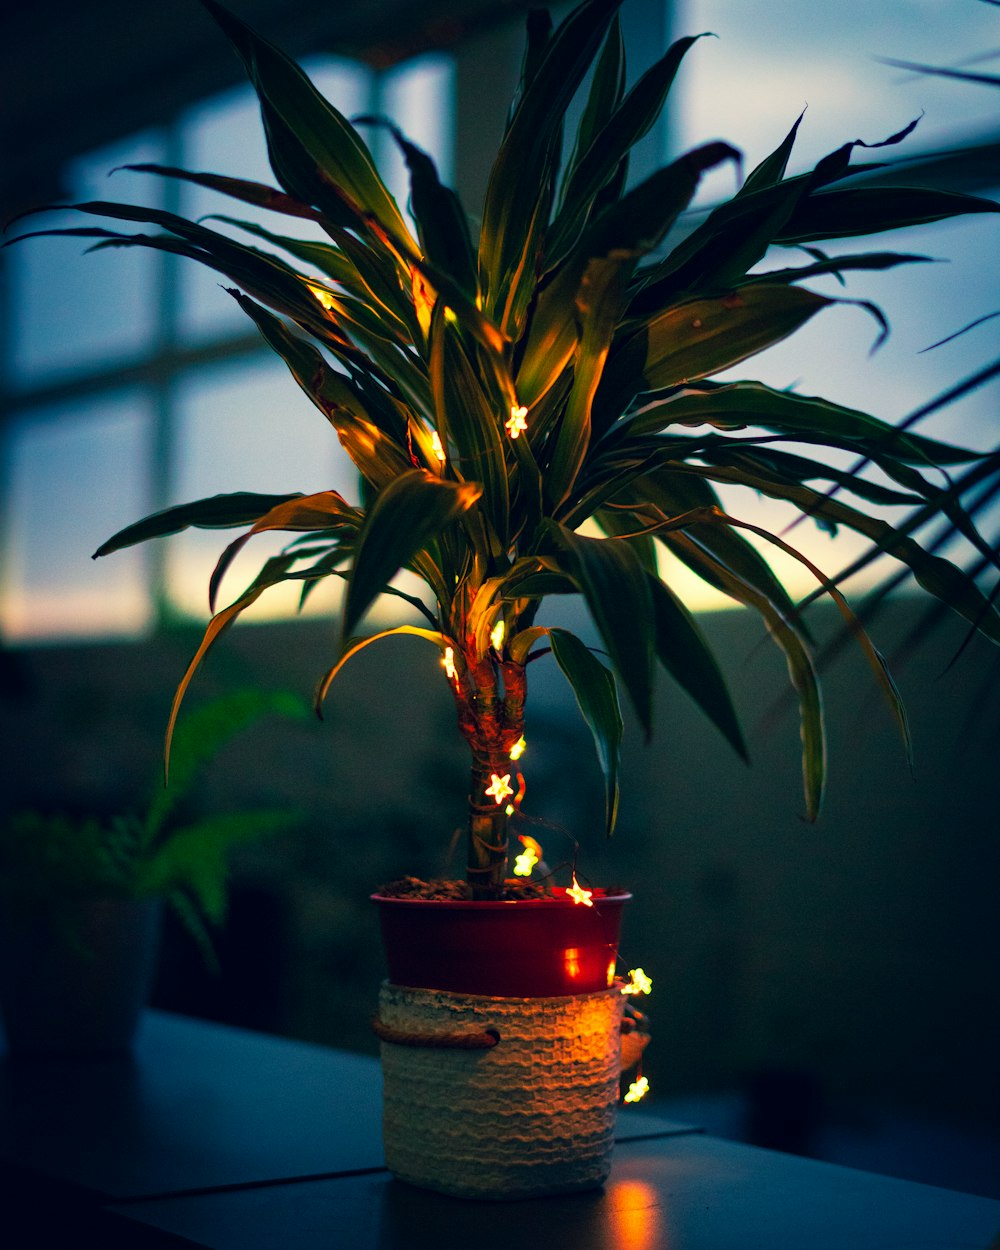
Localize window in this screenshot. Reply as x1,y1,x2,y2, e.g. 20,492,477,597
1,53,454,642
666,0,1000,607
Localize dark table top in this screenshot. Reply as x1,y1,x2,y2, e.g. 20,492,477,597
2,1010,999,1249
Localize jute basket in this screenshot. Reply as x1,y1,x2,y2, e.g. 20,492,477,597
376,981,624,1200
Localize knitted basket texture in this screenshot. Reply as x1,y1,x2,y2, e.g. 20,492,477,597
378,981,624,1200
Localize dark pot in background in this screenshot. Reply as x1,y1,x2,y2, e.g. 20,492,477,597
0,897,161,1056
372,887,631,997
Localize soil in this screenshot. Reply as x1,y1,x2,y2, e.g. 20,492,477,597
376,876,552,901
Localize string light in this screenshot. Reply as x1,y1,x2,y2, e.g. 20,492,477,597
442,646,457,681
512,845,538,876
624,1075,650,1104
505,404,528,439
431,431,446,464
509,735,526,761
620,968,653,997
485,773,514,805
490,619,505,652
567,875,593,907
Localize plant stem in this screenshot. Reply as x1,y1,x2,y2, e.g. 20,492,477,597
448,644,527,899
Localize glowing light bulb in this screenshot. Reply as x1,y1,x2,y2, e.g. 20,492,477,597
505,404,528,439
512,847,538,876
442,646,457,681
505,804,515,816
490,619,505,653
431,431,446,464
567,875,593,907
509,735,526,761
624,1075,650,1104
621,968,653,996
485,773,514,805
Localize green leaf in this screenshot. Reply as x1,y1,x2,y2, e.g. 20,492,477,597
145,688,307,842
647,577,747,761
164,553,302,775
518,142,740,412
549,34,708,263
480,0,621,318
199,0,412,243
208,490,360,611
549,628,624,836
643,380,980,465
428,309,510,542
377,122,478,297
93,491,302,558
561,14,625,190
343,470,482,637
138,809,298,924
314,624,449,712
229,293,416,486
599,284,830,419
547,522,655,736
738,111,804,196
121,162,321,220
670,531,826,819
778,186,1000,244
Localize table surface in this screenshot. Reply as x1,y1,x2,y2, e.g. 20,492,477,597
2,1010,998,1249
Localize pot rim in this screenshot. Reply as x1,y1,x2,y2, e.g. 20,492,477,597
371,886,632,909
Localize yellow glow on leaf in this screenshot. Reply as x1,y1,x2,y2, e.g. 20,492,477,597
567,875,593,907
431,431,446,464
307,283,337,311
485,773,514,805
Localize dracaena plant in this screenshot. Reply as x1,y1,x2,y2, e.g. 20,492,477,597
10,0,1000,899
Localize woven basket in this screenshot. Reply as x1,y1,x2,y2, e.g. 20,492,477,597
377,981,624,1200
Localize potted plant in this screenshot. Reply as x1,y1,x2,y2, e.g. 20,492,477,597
7,0,999,1196
0,688,303,1055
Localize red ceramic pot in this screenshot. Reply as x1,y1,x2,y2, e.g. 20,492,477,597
372,887,631,998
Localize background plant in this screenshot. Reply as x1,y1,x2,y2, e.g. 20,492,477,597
0,687,304,958
8,0,1000,898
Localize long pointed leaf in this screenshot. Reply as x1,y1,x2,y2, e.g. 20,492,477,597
549,628,624,836
343,470,482,637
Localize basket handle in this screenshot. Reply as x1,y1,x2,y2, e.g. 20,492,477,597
372,1018,501,1049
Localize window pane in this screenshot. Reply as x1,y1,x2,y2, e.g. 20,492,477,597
668,1,1000,605
376,54,455,213
176,60,373,343
676,1,998,202
5,134,164,390
165,354,358,620
0,393,152,640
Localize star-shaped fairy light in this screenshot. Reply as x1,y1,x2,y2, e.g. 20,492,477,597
621,968,653,996
505,404,528,439
508,735,526,761
489,619,505,653
567,874,593,907
442,645,457,681
485,773,514,805
624,1075,650,1104
512,845,538,877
